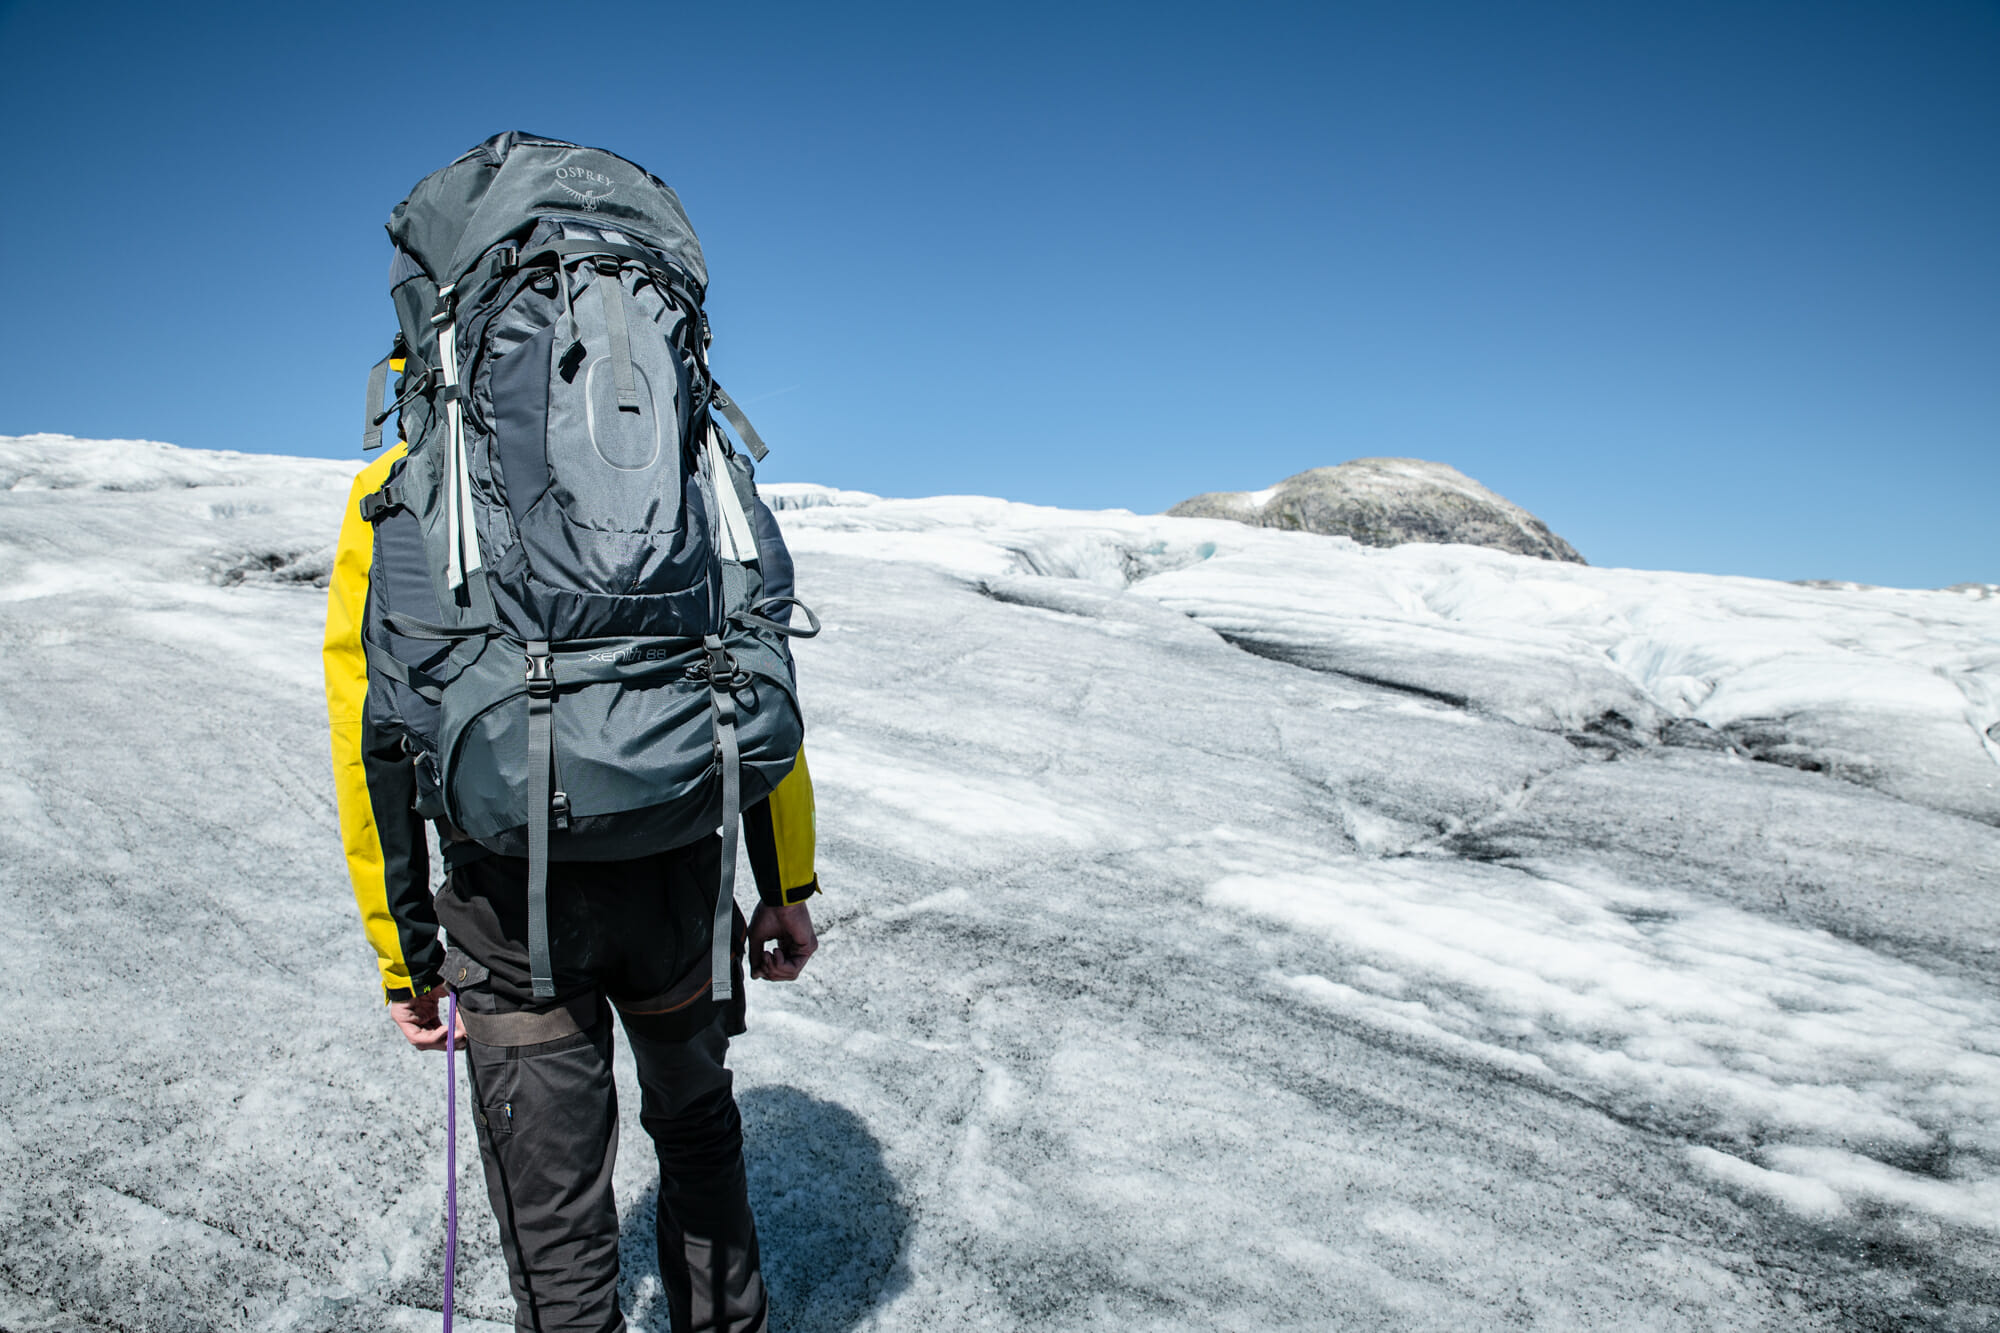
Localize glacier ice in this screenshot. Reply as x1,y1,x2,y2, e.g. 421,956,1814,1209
2,439,1997,1331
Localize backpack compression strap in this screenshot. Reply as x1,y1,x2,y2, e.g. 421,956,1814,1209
361,339,413,452
596,264,642,413
524,642,558,999
362,352,393,452
704,634,746,1002
510,633,774,1003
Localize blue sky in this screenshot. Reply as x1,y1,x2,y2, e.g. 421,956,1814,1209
0,1,1992,587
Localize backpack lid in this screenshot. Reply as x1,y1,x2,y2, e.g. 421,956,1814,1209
388,131,708,292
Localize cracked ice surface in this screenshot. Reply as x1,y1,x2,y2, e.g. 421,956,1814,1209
3,440,1999,1331
768,483,2000,823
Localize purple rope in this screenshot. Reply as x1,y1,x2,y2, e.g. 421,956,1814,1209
444,991,458,1333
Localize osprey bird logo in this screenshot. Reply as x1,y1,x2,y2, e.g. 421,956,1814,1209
552,165,616,211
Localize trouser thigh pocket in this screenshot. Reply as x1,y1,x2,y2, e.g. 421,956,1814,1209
446,945,609,1146
464,1025,612,1151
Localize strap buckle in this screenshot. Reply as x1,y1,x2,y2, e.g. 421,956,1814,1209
525,652,555,698
550,790,571,832
359,485,401,523
684,648,751,690
683,663,753,689
430,291,456,328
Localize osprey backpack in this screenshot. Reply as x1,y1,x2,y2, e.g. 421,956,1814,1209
357,132,815,1001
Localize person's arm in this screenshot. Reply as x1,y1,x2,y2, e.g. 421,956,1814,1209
745,747,818,907
324,445,445,1008
745,748,819,979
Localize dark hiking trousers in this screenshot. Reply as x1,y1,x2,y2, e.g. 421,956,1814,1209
437,836,768,1333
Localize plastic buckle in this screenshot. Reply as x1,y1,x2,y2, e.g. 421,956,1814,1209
525,653,555,698
593,256,621,276
430,292,456,328
550,790,571,832
684,648,750,691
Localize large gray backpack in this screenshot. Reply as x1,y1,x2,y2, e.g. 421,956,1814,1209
357,132,814,1001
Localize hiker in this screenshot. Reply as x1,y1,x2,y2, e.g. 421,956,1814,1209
324,134,820,1333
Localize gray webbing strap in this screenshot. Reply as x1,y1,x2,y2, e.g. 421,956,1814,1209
705,634,741,1001
525,641,556,1000
457,993,597,1047
598,270,640,412
710,390,770,461
362,353,392,451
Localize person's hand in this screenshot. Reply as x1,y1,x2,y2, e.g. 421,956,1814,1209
389,987,467,1051
748,902,818,981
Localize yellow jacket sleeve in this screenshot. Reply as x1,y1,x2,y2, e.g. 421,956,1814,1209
324,445,441,999
745,748,818,906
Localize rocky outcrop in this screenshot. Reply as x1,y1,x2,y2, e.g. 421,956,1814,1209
1169,457,1585,564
